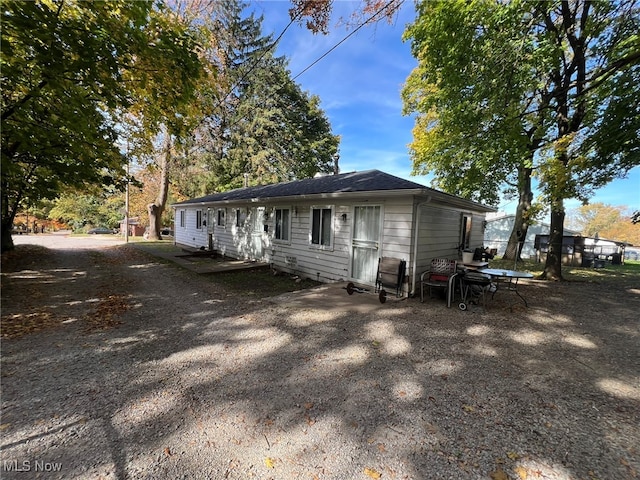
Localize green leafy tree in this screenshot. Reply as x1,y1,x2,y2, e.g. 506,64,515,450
402,0,553,261
1,0,202,251
48,192,124,231
536,1,640,279
194,2,339,191
124,2,207,241
403,0,640,280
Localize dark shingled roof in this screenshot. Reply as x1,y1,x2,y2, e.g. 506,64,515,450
173,170,428,205
172,169,496,212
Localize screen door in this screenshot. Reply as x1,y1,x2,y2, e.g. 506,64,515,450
351,205,381,284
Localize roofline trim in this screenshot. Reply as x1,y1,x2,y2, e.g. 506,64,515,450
172,187,495,212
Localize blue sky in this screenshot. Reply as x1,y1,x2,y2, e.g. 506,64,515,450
251,1,639,215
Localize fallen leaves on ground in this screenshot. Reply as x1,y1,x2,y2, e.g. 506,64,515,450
364,467,382,479
515,465,529,479
1,310,63,339
490,468,509,480
83,293,131,332
1,244,52,271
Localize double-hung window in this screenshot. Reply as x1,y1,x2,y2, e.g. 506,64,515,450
217,208,226,228
311,206,333,248
196,210,203,230
274,208,290,242
179,210,186,228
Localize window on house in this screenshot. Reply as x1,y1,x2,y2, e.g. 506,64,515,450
460,214,472,250
235,208,245,227
274,208,290,241
196,210,203,229
311,206,333,247
217,208,226,227
179,210,185,228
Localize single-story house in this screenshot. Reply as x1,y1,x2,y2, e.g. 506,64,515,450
171,170,495,296
534,234,629,267
484,213,580,258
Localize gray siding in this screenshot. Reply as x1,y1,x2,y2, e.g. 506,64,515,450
414,205,488,285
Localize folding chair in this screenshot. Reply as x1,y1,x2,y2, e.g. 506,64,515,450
375,257,406,303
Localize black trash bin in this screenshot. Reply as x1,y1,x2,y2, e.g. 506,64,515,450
611,253,622,265
582,252,595,268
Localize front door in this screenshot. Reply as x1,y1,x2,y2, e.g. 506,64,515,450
351,205,382,285
207,208,214,250
250,207,264,260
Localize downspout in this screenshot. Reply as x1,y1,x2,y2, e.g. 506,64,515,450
410,196,432,296
171,206,176,246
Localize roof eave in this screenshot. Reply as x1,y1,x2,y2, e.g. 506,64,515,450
171,188,496,213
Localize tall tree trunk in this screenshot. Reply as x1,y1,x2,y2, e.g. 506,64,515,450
147,132,172,241
543,197,565,280
1,219,15,252
1,182,19,252
541,140,570,280
504,165,534,261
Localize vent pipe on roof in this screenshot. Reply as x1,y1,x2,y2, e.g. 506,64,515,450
243,173,249,188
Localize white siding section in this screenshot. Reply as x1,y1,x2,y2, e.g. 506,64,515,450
414,204,488,279
271,202,351,283
415,205,461,275
174,195,489,298
377,200,414,295
174,207,208,249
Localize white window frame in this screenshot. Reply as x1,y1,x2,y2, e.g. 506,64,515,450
460,213,472,250
274,207,291,243
235,208,246,228
217,208,226,228
196,210,203,230
179,210,186,228
310,205,334,250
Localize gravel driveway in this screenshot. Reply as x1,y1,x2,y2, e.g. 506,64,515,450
1,236,639,479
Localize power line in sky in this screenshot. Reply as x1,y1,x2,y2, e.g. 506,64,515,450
292,0,406,81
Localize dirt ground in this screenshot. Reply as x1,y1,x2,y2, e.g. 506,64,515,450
1,235,639,479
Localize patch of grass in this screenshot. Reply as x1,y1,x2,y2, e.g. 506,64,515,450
203,267,321,298
132,239,179,250
488,257,640,284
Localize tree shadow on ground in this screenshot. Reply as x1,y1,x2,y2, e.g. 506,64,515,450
1,245,638,479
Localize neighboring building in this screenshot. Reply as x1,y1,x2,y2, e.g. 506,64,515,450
534,234,629,266
626,248,640,261
484,213,580,259
119,217,145,237
172,170,495,296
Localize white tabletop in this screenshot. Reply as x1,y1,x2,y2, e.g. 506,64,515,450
480,269,534,279
460,261,489,269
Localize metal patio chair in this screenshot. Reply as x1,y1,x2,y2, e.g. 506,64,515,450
420,258,458,307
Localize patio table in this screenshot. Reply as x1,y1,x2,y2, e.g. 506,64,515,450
479,268,534,307
459,260,489,270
